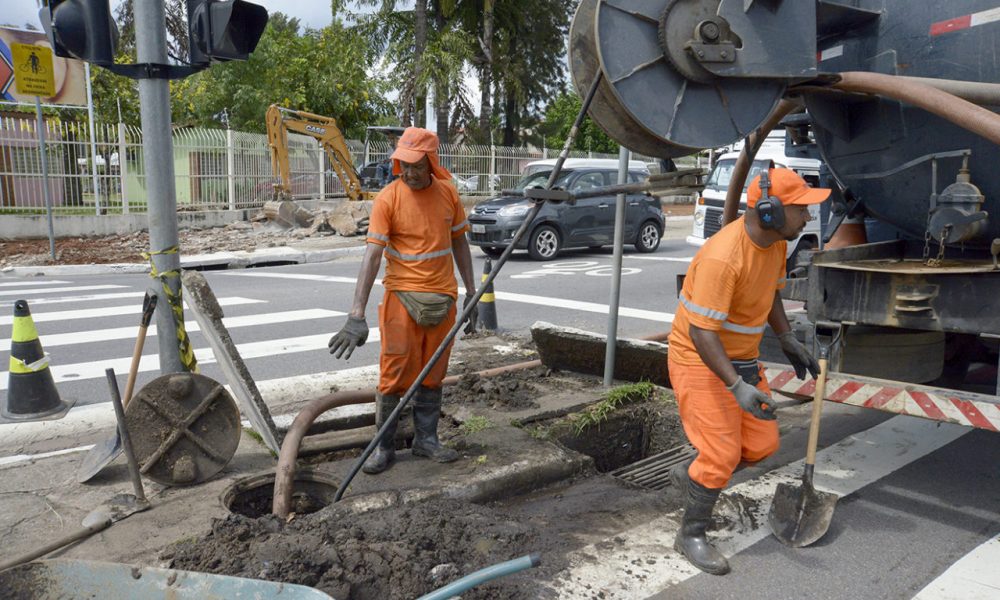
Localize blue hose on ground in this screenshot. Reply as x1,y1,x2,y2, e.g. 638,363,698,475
417,553,542,600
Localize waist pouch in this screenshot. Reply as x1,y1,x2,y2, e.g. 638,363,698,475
395,291,454,327
732,359,761,386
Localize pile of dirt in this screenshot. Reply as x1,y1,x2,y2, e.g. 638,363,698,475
166,498,544,600
444,369,544,411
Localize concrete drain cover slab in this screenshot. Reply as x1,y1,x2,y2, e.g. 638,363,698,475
610,443,697,490
126,372,241,486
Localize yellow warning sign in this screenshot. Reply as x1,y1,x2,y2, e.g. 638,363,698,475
11,43,55,98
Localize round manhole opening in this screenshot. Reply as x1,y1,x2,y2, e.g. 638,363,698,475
221,469,339,518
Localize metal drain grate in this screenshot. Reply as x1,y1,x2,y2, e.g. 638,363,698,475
610,443,697,490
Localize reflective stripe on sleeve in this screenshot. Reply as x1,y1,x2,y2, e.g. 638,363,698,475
368,232,390,242
385,246,454,261
679,294,728,322
721,321,767,334
452,220,469,232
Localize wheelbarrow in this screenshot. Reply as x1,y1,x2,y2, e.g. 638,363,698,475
0,554,541,599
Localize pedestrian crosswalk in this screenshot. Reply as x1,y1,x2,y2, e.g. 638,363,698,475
0,275,364,409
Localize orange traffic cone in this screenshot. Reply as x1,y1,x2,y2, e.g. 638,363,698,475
826,214,868,249
2,299,74,422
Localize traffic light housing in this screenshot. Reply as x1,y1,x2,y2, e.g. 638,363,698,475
187,0,269,65
39,0,119,65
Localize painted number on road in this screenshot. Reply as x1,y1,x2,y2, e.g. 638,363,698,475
510,261,641,279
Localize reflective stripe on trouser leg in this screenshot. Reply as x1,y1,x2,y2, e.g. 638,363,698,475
378,291,457,395
667,357,779,489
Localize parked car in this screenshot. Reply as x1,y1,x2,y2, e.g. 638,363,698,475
468,167,664,260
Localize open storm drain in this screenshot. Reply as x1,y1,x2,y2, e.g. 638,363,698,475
610,443,698,491
222,470,339,518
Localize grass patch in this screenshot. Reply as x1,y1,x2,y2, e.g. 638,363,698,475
571,381,656,435
242,427,277,458
460,415,494,435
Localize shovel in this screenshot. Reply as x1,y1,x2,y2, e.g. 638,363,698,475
0,370,150,571
768,326,840,548
78,292,157,483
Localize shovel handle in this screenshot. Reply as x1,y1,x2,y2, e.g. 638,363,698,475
804,357,829,467
0,518,111,572
122,293,157,407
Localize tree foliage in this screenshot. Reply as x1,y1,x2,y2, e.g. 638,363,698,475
538,90,619,154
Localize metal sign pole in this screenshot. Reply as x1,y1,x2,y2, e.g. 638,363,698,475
84,63,102,214
34,96,56,260
603,146,630,387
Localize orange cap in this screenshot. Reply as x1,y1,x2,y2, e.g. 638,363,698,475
391,127,451,180
747,167,831,208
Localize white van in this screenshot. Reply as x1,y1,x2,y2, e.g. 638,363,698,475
522,158,650,177
686,135,823,271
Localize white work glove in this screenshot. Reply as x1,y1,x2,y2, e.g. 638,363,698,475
727,378,777,421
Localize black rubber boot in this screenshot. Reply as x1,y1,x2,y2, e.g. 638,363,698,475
669,455,695,491
411,387,458,463
674,479,731,575
363,393,400,474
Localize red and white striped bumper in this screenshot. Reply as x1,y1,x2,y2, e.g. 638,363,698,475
763,363,1000,432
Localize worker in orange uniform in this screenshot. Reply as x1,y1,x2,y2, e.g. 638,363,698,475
328,127,478,475
667,167,828,574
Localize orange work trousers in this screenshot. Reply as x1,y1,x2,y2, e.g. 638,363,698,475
378,291,456,395
667,356,779,489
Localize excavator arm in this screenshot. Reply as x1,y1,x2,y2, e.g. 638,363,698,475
265,104,373,202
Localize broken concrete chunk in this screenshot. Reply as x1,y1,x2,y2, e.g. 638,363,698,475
531,321,670,387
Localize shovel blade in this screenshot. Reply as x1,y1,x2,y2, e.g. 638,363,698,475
768,480,838,548
76,433,124,483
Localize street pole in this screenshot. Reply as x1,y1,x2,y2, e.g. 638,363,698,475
84,62,102,214
134,0,188,375
34,97,56,260
603,146,630,387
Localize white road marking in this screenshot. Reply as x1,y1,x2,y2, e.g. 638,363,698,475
0,280,71,288
913,533,1000,600
0,328,381,391
0,296,263,326
546,416,968,599
222,271,675,323
0,308,345,349
0,284,127,297
1,291,145,307
0,445,94,468
625,255,694,262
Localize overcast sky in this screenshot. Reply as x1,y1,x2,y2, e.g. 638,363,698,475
6,1,336,31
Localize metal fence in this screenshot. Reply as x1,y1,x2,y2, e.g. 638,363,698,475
0,116,696,215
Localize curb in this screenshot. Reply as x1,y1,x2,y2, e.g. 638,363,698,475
1,244,368,278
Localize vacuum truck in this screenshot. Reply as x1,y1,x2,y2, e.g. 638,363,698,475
569,0,1000,433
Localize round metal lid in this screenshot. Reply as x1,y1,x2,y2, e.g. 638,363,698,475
126,372,241,487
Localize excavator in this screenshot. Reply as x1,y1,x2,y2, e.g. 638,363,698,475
265,104,376,202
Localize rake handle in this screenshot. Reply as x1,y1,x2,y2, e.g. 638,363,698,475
804,358,829,468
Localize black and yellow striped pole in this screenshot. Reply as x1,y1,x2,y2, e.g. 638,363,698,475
479,258,499,331
2,299,74,422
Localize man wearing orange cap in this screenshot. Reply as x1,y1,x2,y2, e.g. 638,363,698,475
328,127,478,474
667,167,828,575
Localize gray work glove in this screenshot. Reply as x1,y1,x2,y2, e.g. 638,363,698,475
778,331,820,380
328,316,369,360
463,294,478,335
727,378,777,421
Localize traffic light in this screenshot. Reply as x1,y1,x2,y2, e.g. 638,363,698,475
186,0,269,66
39,0,119,65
